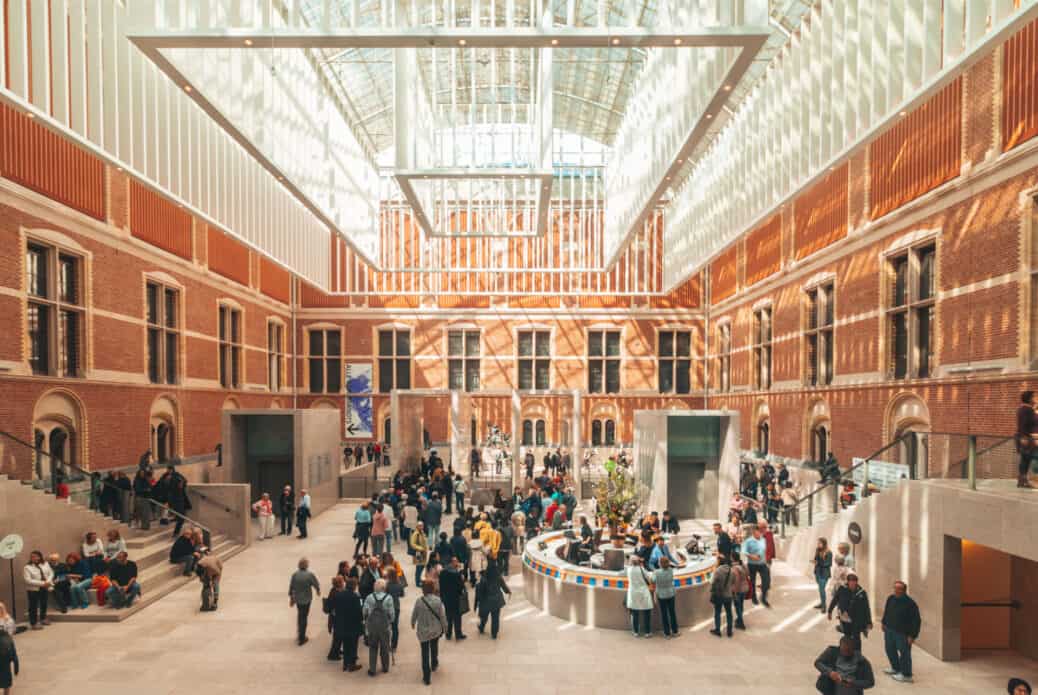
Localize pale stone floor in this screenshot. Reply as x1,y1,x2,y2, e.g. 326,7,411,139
12,503,1038,694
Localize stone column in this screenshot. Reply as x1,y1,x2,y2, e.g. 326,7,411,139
449,391,471,477
571,390,583,493
511,390,522,485
391,392,424,474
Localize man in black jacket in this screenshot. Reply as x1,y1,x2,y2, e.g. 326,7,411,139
814,636,875,694
132,469,153,530
438,557,467,640
712,523,732,557
333,578,365,672
278,485,295,536
827,574,872,651
881,581,921,683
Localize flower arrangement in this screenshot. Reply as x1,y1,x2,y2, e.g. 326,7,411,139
593,466,648,529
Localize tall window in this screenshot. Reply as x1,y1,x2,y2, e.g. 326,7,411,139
308,329,342,393
887,245,935,379
805,284,834,386
218,305,242,388
588,330,621,393
378,329,411,393
448,329,480,392
267,321,284,392
812,423,830,463
26,242,84,377
658,330,692,394
146,281,179,384
517,330,550,390
591,419,616,446
717,324,731,393
521,419,546,446
752,307,772,390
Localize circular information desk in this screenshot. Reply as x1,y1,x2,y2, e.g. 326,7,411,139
521,530,716,630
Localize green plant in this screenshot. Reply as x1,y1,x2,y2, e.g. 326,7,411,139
593,466,648,528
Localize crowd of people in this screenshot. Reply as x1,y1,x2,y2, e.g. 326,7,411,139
251,485,312,541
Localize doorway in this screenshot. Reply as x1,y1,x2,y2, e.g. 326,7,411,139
667,458,718,519
244,415,294,500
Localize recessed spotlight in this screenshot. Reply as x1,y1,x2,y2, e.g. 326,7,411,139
551,39,559,45
458,39,466,46
244,39,253,46
677,158,683,163
899,111,907,117
184,85,192,92
723,84,732,91
611,38,620,45
706,113,713,119
25,112,35,119
673,38,682,45
116,167,123,172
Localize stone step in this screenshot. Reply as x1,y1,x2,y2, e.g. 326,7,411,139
125,533,228,573
48,539,245,623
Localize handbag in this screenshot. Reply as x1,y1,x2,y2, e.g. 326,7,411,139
459,586,471,615
815,673,836,695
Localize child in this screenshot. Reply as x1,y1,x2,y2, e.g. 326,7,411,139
90,567,112,607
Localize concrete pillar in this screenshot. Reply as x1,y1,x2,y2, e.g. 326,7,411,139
450,391,471,477
391,392,424,474
571,390,583,492
510,391,522,485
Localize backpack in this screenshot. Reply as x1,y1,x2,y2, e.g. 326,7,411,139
366,594,391,635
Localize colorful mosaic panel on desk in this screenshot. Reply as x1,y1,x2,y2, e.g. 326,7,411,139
522,544,714,589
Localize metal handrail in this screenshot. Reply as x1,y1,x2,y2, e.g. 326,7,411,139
0,429,216,544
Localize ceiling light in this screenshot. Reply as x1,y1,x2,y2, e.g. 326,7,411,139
244,39,253,46
723,84,732,91
458,39,466,46
550,39,559,46
184,85,192,92
25,112,35,119
899,111,907,117
705,113,713,119
116,167,123,172
611,38,620,45
673,38,682,45
677,158,683,163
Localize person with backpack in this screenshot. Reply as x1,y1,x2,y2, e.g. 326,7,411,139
814,635,876,694
730,552,750,631
828,573,872,652
475,563,511,639
412,579,448,686
363,579,395,677
709,555,735,637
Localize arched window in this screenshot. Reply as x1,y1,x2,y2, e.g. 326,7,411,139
604,420,616,446
522,419,533,446
384,418,392,445
535,420,546,446
591,420,602,446
757,421,770,456
812,424,829,464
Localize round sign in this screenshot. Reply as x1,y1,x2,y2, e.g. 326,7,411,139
0,534,23,560
847,522,863,545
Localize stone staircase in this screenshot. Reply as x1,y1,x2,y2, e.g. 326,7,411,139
3,476,246,623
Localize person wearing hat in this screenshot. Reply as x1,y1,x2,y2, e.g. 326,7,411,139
1009,678,1032,695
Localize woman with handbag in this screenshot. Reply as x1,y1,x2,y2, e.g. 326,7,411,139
411,579,448,686
625,555,655,638
475,563,512,639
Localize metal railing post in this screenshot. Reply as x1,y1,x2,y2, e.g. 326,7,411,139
863,458,870,498
967,435,977,491
832,479,839,514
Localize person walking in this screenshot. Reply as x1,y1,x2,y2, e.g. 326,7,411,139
333,577,364,672
371,504,390,556
743,526,771,607
363,579,395,677
814,635,876,694
438,557,467,641
1016,391,1037,488
453,474,467,516
278,485,295,536
383,568,404,653
881,580,921,684
421,493,443,544
709,555,735,637
625,556,655,638
475,563,511,639
412,579,448,686
289,557,321,645
353,503,373,558
813,538,834,611
653,556,679,639
296,489,311,539
22,551,53,630
410,522,429,586
827,573,872,651
253,493,276,541
730,552,749,630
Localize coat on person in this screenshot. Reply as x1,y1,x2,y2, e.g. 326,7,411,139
411,592,448,642
814,644,876,694
474,566,511,618
332,589,365,638
625,562,655,611
828,584,872,635
438,565,465,613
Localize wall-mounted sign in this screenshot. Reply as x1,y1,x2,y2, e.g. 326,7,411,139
847,522,863,545
345,363,372,394
346,397,373,439
0,534,23,560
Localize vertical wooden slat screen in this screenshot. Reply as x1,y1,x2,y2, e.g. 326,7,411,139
1004,17,1038,151
299,281,348,308
650,273,701,308
259,256,291,304
0,102,104,219
129,179,192,259
205,226,250,285
744,214,783,287
794,162,849,260
869,77,962,220
710,244,740,304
